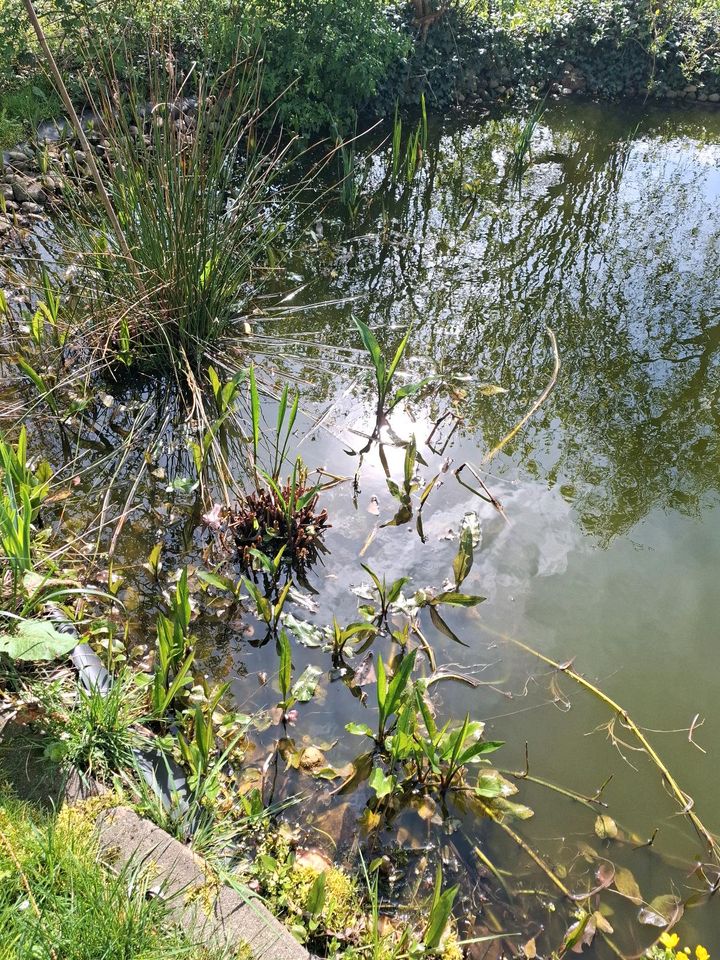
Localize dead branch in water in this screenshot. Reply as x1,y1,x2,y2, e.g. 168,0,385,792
482,624,720,863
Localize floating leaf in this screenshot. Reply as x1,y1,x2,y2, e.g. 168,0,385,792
475,771,517,799
282,613,325,648
292,665,322,703
346,722,373,737
594,815,618,839
0,620,77,661
491,797,534,820
197,570,232,591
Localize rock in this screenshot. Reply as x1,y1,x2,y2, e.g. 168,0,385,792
684,84,698,94
699,93,708,102
0,217,11,234
1,184,12,201
20,202,43,214
11,178,46,205
295,849,332,874
562,87,574,96
709,93,720,103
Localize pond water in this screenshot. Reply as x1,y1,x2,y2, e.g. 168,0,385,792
8,98,720,954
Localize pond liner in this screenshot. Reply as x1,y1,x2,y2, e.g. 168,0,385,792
47,607,193,819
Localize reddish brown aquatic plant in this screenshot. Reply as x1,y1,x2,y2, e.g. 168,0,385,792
227,475,330,572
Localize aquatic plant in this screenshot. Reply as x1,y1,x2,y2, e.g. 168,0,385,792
150,569,195,720
509,99,545,190
390,94,428,184
353,317,428,451
229,465,330,573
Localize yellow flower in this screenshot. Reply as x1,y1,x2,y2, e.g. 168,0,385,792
695,947,709,960
660,934,680,950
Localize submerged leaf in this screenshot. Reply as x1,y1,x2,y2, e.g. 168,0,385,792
452,521,474,588
614,866,642,905
429,605,469,646
638,895,684,928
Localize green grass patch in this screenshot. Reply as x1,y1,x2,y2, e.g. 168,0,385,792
0,787,223,959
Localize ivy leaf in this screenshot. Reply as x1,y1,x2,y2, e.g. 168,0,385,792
0,620,77,661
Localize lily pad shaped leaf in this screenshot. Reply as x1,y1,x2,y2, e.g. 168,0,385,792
0,620,77,661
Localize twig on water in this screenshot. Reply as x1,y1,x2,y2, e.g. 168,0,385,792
482,624,720,863
483,326,560,465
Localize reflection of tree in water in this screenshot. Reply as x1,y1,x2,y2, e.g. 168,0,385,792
278,102,720,544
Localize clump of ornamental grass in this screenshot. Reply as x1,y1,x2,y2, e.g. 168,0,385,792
30,669,148,783
52,51,311,391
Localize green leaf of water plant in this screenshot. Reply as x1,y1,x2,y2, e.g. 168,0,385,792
345,722,374,737
197,570,233,591
491,798,534,820
424,865,458,950
613,866,642,905
277,630,292,703
368,766,395,799
453,522,474,588
0,620,77,661
353,317,385,386
249,365,260,464
389,379,430,410
282,613,325,648
291,665,322,703
434,591,486,607
429,605,469,646
475,772,516,798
